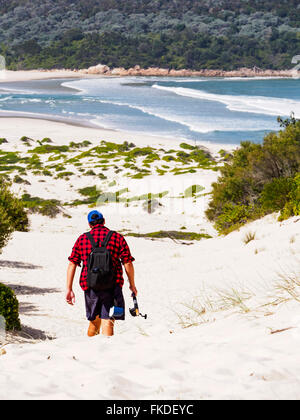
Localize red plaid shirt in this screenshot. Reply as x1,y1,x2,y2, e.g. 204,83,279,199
68,225,135,291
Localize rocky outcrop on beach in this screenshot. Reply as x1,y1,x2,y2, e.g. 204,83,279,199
81,64,110,75
81,64,297,78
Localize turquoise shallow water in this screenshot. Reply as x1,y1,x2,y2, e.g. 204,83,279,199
0,76,299,145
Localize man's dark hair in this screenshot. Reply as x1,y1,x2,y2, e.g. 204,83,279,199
89,214,104,226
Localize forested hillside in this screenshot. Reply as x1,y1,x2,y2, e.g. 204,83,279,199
0,0,299,70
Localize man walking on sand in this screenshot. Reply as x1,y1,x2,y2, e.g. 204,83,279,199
66,210,137,337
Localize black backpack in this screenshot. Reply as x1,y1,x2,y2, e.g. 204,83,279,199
85,230,116,291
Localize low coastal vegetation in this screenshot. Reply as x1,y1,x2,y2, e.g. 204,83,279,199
177,269,300,329
0,177,29,252
21,194,68,218
206,117,300,234
0,137,217,228
0,138,216,183
1,117,300,236
126,231,212,241
0,283,21,332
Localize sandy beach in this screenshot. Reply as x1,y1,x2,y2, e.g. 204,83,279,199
0,70,88,83
0,75,300,400
0,67,297,82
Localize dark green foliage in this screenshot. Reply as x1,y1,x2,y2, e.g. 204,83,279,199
78,186,99,198
279,174,300,221
56,171,74,179
0,151,21,166
260,178,294,212
175,146,213,166
206,118,300,233
69,141,92,149
127,230,212,241
219,149,233,162
0,205,13,252
277,112,298,128
1,0,300,72
4,30,300,70
0,178,29,252
0,138,8,145
0,283,21,331
29,145,70,154
69,186,100,205
21,194,62,218
84,170,96,176
180,143,196,150
41,137,53,144
20,136,33,146
13,175,30,185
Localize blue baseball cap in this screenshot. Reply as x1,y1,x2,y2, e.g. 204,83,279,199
88,210,104,224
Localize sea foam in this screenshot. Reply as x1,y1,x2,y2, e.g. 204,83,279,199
152,84,300,118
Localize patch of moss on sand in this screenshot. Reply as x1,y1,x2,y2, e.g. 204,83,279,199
127,230,212,241
22,194,67,218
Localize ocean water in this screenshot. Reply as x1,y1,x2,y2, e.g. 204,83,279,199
0,76,299,145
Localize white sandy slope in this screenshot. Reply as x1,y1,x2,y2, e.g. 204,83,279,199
0,118,299,400
0,213,300,400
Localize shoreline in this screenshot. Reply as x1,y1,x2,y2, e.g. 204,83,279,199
0,110,110,130
0,67,298,84
0,77,239,154
0,116,236,155
0,70,283,153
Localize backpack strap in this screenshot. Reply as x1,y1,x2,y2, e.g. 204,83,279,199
85,231,98,249
101,230,115,248
85,230,115,249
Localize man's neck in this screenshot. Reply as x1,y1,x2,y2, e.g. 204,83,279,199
91,224,106,230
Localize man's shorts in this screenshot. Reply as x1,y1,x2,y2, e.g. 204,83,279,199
84,285,125,321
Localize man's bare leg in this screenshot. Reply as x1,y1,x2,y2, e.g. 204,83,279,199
87,316,101,337
101,319,115,336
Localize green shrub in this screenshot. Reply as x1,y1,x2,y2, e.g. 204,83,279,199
69,186,100,206
127,230,212,241
0,283,21,331
20,136,32,146
214,204,258,234
162,155,175,162
260,178,294,212
21,193,62,218
180,142,196,150
56,171,74,179
26,154,42,170
30,145,70,154
0,205,13,251
207,118,300,233
84,170,96,176
13,175,30,185
0,178,29,250
69,140,91,149
279,173,300,220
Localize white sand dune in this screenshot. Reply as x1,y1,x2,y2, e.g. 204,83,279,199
0,118,299,400
0,213,300,400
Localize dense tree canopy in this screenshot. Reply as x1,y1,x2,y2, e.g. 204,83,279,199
0,0,299,70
